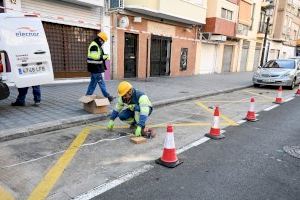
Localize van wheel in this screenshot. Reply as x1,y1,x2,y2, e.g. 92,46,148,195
289,78,296,90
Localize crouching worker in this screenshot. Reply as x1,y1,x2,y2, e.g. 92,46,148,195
107,81,153,137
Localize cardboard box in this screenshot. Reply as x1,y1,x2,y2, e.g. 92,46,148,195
79,95,110,114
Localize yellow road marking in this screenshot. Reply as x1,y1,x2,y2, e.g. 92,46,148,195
243,90,274,100
0,186,15,200
27,128,91,200
89,121,232,130
195,102,238,126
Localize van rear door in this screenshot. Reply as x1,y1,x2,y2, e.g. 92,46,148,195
0,15,54,88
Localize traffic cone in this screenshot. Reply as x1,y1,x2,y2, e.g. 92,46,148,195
295,84,300,96
245,97,258,122
205,106,225,140
155,125,183,168
274,86,284,104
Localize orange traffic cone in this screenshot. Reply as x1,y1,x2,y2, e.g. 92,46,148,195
274,86,284,104
205,106,225,140
295,84,300,96
155,125,182,168
245,98,258,122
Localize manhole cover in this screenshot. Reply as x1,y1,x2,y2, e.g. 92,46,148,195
283,146,300,159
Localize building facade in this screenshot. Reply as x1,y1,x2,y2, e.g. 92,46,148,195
200,0,239,74
109,0,207,79
260,0,298,63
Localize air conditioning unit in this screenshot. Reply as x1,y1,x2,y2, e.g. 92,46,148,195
109,0,124,10
211,35,227,42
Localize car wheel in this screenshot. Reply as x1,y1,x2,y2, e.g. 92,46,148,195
253,83,260,87
289,78,296,90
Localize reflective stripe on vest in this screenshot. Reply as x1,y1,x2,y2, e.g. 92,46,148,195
87,41,102,60
87,60,103,64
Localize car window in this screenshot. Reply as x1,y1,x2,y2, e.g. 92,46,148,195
263,60,295,69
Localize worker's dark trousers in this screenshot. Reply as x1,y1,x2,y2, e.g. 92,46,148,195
16,86,41,104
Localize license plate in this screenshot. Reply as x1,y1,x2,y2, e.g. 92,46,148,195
18,65,46,75
264,79,275,83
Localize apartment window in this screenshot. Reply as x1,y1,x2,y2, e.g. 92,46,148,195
221,8,233,20
249,3,256,30
238,23,249,35
258,11,267,33
0,0,4,13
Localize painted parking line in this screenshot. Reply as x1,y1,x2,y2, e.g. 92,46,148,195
243,90,274,100
0,186,15,200
264,104,279,111
195,102,238,126
27,127,91,200
199,100,271,103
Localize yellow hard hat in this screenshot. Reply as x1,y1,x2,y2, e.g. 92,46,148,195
118,81,132,96
97,32,108,42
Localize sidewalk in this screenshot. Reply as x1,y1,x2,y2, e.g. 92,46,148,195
0,72,253,141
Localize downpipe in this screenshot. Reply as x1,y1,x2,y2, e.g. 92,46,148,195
0,82,10,100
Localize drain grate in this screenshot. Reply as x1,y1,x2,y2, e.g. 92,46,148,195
283,146,300,159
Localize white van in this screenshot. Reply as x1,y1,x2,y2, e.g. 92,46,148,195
0,13,54,100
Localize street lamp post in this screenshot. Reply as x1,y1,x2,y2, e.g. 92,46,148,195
260,16,270,66
260,3,274,67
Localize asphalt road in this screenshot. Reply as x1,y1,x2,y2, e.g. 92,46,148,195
96,97,300,200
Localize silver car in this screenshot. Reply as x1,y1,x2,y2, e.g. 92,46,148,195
252,59,300,89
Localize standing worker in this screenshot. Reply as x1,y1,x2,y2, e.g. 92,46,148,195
107,81,153,137
11,85,41,106
86,32,114,102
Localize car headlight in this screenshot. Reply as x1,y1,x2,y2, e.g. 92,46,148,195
281,72,292,77
253,72,260,78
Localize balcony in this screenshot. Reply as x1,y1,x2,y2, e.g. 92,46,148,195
203,18,236,37
124,0,206,24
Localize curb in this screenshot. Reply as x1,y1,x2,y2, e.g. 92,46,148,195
0,85,252,142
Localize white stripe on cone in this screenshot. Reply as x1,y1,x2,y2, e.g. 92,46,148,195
250,101,255,112
278,91,282,98
212,116,220,128
164,132,176,149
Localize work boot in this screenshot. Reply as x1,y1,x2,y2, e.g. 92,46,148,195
33,101,41,107
107,95,115,103
11,102,25,106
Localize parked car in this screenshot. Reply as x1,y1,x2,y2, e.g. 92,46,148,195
252,59,300,89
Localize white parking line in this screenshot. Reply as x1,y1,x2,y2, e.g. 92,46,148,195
74,136,211,200
285,97,294,102
177,137,210,154
237,120,246,124
74,165,154,200
264,104,279,111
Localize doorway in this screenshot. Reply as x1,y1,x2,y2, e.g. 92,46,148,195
150,35,171,76
124,33,137,78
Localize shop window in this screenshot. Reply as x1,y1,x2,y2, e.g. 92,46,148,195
180,48,188,71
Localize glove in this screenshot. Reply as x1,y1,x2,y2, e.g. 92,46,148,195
103,54,110,60
107,120,114,131
128,104,135,111
135,126,142,137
